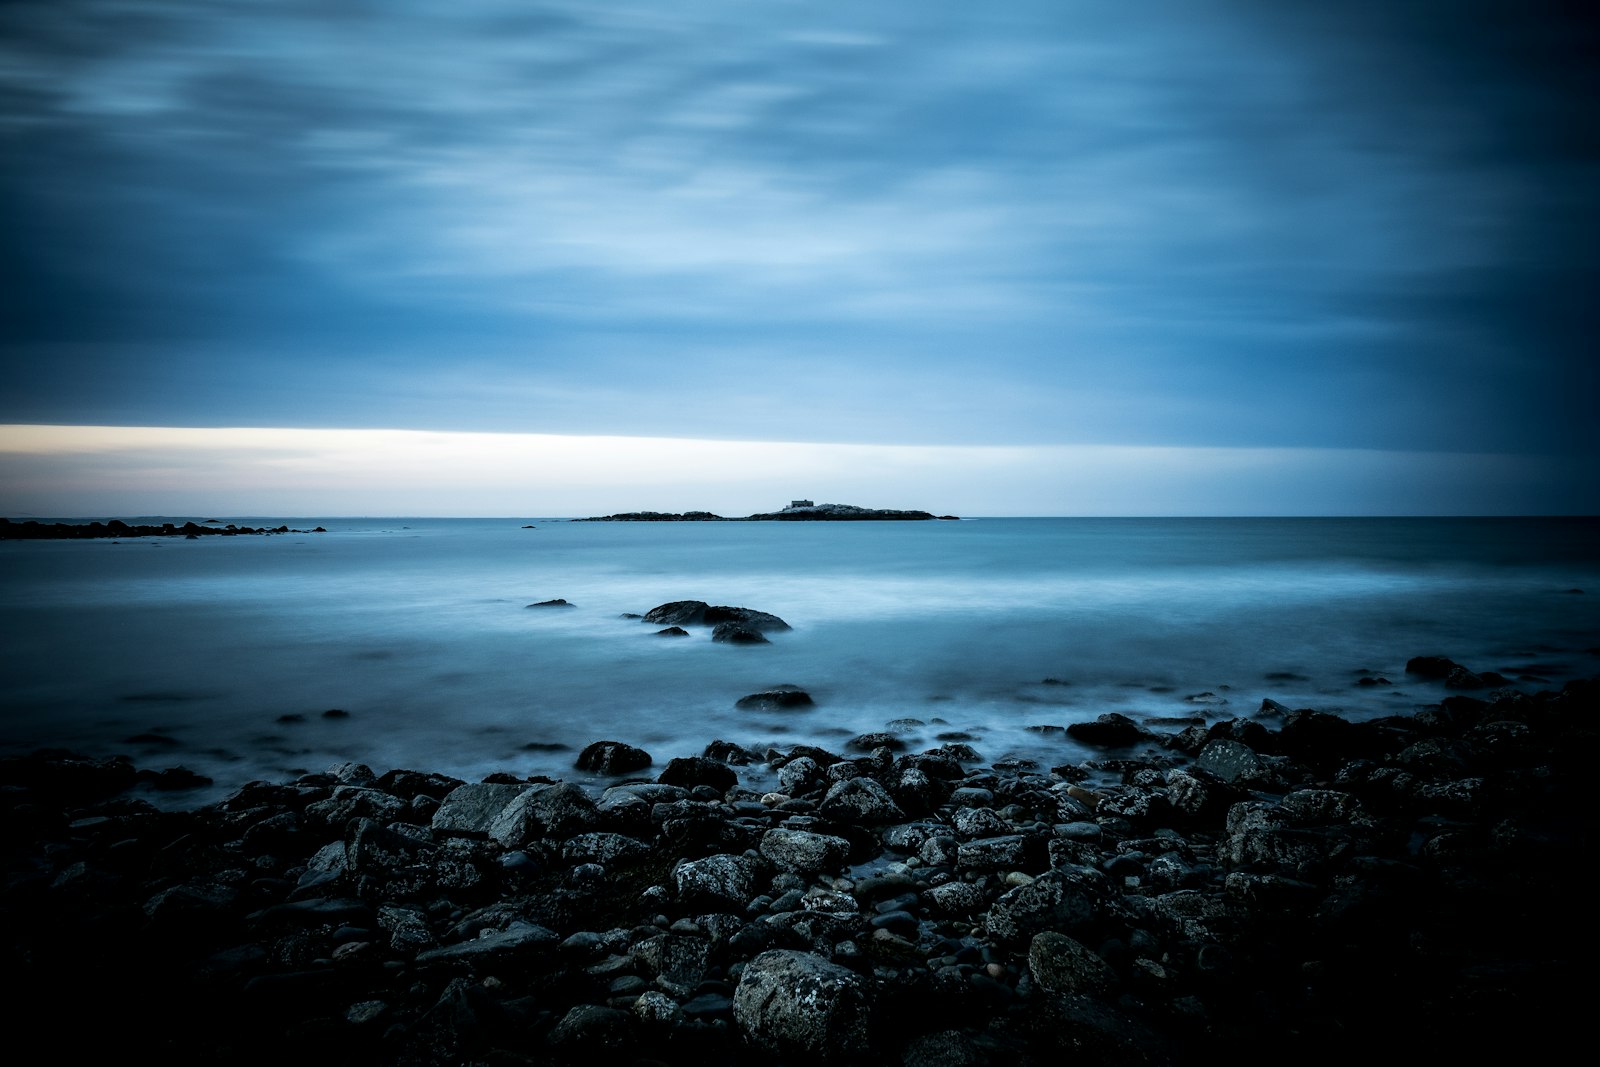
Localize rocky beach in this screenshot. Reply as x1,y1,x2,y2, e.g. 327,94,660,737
4,646,1591,1065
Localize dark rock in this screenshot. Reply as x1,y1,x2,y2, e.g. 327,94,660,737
704,605,792,632
736,686,815,710
1405,655,1461,678
525,599,573,608
655,626,690,637
642,600,710,625
712,623,769,644
575,740,654,775
658,756,738,793
1066,713,1150,748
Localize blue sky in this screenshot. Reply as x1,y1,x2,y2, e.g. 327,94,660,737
1,1,1595,514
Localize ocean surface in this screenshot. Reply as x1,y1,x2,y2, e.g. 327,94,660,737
2,516,1597,808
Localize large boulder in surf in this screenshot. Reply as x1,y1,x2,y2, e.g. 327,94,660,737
712,623,769,645
575,741,653,775
641,600,791,632
704,605,791,632
736,686,815,710
643,601,709,626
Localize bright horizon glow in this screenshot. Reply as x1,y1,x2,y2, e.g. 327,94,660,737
1,424,1590,518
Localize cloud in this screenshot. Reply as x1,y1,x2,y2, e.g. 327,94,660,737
1,1,1594,493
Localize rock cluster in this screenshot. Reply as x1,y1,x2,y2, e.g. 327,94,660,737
3,675,1593,1064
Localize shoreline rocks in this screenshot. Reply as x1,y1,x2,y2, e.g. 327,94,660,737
3,674,1594,1064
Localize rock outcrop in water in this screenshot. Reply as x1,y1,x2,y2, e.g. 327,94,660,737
4,670,1592,1063
577,503,954,522
640,601,792,644
1,517,325,539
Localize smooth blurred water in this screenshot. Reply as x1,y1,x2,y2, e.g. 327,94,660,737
2,516,1596,807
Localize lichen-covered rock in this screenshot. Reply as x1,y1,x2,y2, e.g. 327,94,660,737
985,865,1112,943
760,828,850,875
1029,931,1118,995
732,949,870,1060
672,853,757,911
430,782,531,838
1197,739,1267,784
487,781,600,846
819,776,904,824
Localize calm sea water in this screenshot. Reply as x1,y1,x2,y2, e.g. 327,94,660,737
2,516,1596,807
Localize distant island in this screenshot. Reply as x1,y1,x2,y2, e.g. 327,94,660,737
0,518,326,540
576,500,960,522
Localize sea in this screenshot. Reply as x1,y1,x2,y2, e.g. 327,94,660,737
2,516,1596,808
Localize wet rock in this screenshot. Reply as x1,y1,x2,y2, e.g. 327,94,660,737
658,756,738,793
737,685,816,710
643,600,710,626
575,740,653,775
1066,713,1150,748
713,623,770,644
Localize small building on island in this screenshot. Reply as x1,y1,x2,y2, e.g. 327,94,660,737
788,499,814,509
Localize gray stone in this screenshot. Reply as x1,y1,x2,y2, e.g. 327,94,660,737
819,776,904,824
431,782,531,838
778,756,824,795
487,781,600,846
1028,931,1117,995
562,832,650,866
733,949,870,1060
956,834,1028,870
415,921,557,965
986,865,1112,943
1197,739,1269,784
673,853,757,910
923,880,985,915
761,828,851,875
632,933,710,996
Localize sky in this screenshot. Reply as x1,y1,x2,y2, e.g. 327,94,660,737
1,1,1596,515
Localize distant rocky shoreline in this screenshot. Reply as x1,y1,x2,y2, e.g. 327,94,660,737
577,502,959,522
1,517,326,539
4,656,1590,1064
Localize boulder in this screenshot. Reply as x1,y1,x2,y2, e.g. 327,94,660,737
643,601,709,625
818,777,904,824
760,828,851,875
704,605,791,632
736,686,815,710
1066,713,1149,748
732,950,870,1060
712,623,769,644
575,740,653,775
